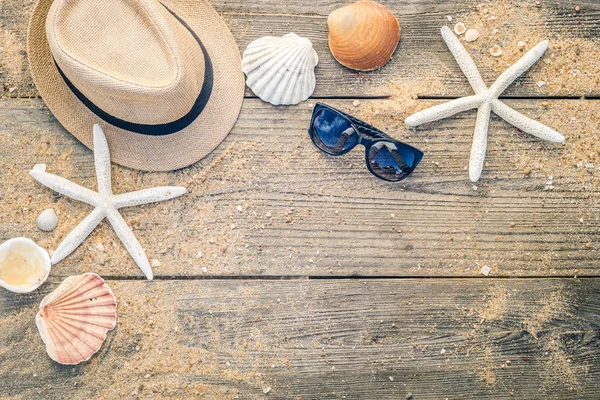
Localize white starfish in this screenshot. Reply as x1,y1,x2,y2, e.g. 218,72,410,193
405,26,564,182
30,124,187,280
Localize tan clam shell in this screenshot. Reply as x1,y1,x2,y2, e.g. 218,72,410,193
327,1,400,71
36,273,117,365
0,237,51,293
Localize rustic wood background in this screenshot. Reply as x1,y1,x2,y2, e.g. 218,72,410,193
0,0,599,399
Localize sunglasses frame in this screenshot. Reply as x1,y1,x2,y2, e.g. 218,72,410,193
308,103,424,182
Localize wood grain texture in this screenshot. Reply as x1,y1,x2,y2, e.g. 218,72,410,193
0,98,597,278
0,2,598,399
211,0,600,15
1,0,599,98
0,278,598,399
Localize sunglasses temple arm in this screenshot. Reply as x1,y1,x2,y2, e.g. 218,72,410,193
327,106,389,139
346,115,390,139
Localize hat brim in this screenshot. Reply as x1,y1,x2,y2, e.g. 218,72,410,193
28,0,245,172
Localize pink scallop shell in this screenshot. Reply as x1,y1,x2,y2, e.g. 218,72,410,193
36,273,117,365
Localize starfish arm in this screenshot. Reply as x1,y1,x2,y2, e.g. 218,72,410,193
51,207,106,264
441,26,488,94
492,100,565,142
489,40,549,98
93,125,113,196
469,101,492,182
405,95,483,126
111,186,187,209
30,170,101,206
105,208,153,280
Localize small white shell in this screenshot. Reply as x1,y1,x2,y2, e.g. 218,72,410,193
242,33,318,105
0,238,51,293
489,45,503,57
465,29,480,42
36,208,58,232
454,22,466,35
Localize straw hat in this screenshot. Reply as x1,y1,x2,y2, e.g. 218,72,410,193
28,0,245,171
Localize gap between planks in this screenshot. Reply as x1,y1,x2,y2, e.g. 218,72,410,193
40,275,597,281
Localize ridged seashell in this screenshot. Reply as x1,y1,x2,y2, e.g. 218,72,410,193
36,208,58,232
36,273,117,365
242,33,318,105
327,1,400,71
0,237,50,293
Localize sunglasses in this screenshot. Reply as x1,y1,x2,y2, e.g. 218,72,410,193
308,103,424,182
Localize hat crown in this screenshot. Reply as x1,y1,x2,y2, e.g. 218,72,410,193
46,0,206,125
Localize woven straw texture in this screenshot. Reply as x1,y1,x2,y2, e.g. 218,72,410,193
28,0,245,172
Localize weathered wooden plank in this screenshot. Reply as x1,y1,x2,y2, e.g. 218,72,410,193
212,0,600,16
0,278,598,399
0,98,597,278
1,0,599,98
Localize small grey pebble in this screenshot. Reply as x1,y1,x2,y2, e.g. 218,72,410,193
406,393,413,400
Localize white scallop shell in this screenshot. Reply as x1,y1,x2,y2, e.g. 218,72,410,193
242,33,318,105
36,208,58,232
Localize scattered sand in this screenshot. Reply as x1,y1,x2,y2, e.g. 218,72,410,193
0,25,24,94
523,290,589,388
457,1,600,96
459,284,590,391
463,285,508,384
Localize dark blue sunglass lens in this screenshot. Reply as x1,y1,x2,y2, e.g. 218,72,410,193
368,141,417,181
312,108,359,154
